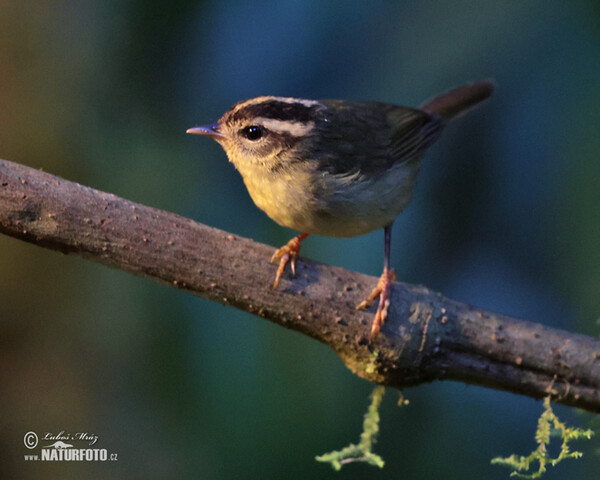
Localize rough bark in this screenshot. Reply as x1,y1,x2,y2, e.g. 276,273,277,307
1,158,599,412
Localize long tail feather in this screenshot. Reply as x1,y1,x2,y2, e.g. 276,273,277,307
420,80,494,120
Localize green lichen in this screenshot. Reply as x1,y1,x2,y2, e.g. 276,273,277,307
491,396,594,478
363,350,379,375
316,386,385,470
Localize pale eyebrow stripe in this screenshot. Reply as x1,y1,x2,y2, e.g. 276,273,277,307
257,118,315,137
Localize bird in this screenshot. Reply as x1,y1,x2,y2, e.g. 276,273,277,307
187,81,493,340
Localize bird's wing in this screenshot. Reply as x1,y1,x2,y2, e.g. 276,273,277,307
386,105,445,166
315,101,445,177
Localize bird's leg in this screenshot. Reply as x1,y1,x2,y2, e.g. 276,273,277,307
356,224,396,340
270,233,310,289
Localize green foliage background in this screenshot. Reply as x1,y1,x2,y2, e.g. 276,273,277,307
0,1,599,478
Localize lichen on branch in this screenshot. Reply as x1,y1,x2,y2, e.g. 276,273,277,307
316,386,386,470
491,396,594,478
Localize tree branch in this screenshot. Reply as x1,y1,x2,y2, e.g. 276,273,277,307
1,158,599,412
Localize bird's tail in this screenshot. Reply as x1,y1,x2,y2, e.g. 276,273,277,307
420,80,494,120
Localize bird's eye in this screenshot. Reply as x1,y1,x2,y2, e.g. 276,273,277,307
241,125,264,141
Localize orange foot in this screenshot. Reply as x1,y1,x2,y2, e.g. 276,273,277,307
356,268,396,340
270,233,309,289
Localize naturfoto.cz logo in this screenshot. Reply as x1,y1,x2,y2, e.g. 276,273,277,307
23,431,118,462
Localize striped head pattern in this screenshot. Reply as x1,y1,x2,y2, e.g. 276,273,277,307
209,96,326,167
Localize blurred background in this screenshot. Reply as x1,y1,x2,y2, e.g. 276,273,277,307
1,1,599,478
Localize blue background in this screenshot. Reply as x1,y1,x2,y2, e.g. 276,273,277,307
1,1,599,478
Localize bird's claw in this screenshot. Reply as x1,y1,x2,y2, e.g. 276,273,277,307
270,235,305,288
356,268,396,340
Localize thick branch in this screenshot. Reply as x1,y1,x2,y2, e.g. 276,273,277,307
1,158,599,412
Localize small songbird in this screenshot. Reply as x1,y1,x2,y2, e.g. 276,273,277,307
188,81,493,340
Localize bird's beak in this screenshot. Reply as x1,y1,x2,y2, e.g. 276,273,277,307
186,123,225,139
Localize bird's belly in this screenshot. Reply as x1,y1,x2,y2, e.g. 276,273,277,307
241,161,420,238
